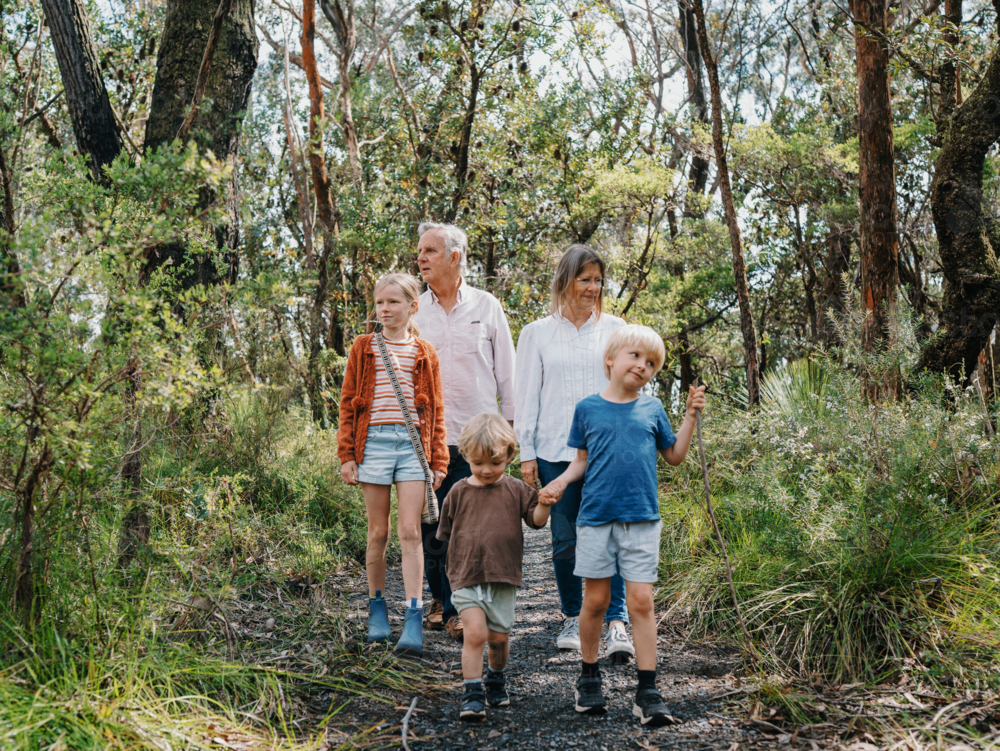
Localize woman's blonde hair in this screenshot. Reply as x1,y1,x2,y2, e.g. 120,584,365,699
458,413,517,464
603,324,666,378
550,244,606,318
374,273,422,337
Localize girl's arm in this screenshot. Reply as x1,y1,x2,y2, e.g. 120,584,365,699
538,449,588,504
659,385,707,466
336,338,363,466
425,343,449,479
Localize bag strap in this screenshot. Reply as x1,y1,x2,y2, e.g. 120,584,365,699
374,332,439,524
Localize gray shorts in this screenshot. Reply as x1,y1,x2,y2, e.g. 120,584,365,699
451,583,518,633
574,520,663,583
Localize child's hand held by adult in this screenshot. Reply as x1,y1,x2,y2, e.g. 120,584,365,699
341,460,359,486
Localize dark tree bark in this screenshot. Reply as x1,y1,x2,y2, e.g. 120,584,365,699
119,0,259,568
680,0,710,213
936,0,963,133
692,0,761,407
918,1,1000,379
818,228,851,344
853,0,900,385
40,0,123,180
140,0,259,290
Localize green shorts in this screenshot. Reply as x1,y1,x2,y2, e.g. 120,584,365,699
451,583,518,633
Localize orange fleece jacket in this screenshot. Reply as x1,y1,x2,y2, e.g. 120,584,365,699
336,334,449,474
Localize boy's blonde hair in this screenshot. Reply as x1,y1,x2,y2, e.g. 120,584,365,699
458,413,517,464
603,324,667,378
374,273,422,336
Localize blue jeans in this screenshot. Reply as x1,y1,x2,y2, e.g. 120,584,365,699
537,458,628,623
421,447,472,623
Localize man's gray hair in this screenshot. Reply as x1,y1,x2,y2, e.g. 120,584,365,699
418,221,468,275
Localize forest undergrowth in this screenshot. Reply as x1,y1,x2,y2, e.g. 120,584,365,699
1,306,999,749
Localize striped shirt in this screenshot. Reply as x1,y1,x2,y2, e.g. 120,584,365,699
369,336,420,426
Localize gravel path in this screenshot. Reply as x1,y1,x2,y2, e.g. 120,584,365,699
341,526,778,750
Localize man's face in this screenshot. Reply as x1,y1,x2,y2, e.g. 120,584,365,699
417,230,458,287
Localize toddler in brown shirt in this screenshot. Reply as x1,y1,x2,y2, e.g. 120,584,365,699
436,413,555,721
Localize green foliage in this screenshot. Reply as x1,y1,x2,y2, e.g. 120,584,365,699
659,305,1000,684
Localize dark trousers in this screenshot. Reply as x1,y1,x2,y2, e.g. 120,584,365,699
422,446,472,622
537,458,629,623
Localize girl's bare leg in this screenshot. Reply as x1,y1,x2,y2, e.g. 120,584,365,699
395,480,427,602
361,482,392,597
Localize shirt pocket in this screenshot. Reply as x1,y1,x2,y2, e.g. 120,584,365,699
459,321,487,355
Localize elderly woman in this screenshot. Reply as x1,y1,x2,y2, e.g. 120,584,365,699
514,244,634,662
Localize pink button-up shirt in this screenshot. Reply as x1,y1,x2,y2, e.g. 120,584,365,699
414,279,516,445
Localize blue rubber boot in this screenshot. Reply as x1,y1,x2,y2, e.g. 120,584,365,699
394,600,424,657
367,592,391,643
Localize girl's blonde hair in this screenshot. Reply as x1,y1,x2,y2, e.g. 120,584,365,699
458,413,517,464
550,244,606,318
603,324,666,378
374,273,422,337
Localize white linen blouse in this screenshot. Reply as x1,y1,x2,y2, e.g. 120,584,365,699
514,310,626,463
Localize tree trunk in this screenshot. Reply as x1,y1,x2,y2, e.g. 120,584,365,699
680,0,710,215
40,0,123,180
691,0,761,407
116,366,147,569
853,0,900,393
141,0,259,289
918,1,1000,379
320,0,361,180
302,0,341,422
936,0,963,134
819,229,851,344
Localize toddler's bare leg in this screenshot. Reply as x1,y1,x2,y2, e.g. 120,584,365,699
460,607,489,680
487,630,509,671
580,577,611,663
625,580,657,671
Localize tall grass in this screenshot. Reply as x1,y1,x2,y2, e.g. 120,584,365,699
659,306,1000,684
0,386,433,748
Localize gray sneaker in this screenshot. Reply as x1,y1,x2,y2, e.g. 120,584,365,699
604,621,635,663
556,617,581,650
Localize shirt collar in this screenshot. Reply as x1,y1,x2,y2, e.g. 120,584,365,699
555,308,598,327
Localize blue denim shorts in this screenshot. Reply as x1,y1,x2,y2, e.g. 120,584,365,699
357,424,427,485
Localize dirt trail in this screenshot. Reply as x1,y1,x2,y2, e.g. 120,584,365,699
339,526,781,750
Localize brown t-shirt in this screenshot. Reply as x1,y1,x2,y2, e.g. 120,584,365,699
436,475,544,590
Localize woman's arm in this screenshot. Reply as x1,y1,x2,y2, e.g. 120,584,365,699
514,323,544,486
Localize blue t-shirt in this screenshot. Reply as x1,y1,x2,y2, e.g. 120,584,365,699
567,393,676,526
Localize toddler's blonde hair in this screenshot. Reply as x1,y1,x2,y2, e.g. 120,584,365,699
458,413,517,464
603,324,667,378
374,273,422,337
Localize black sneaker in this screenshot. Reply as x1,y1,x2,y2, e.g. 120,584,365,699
574,674,607,715
459,688,487,721
484,672,510,707
632,687,680,727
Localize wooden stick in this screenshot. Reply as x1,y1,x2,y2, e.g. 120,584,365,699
692,386,756,666
401,696,417,751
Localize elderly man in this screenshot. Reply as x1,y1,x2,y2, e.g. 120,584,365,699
413,221,516,641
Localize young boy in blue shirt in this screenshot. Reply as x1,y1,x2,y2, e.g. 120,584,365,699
540,324,707,727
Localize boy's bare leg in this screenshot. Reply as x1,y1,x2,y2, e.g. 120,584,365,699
460,607,489,680
360,483,392,596
394,480,427,603
487,630,509,671
624,580,657,670
580,577,612,662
